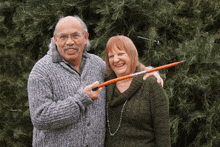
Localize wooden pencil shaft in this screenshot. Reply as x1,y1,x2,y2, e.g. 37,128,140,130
92,60,185,91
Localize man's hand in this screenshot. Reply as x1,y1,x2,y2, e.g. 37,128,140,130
139,64,164,87
84,81,102,100
143,70,164,87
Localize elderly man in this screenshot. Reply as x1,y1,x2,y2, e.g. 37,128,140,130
27,15,163,147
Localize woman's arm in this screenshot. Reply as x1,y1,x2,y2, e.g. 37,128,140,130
149,77,171,147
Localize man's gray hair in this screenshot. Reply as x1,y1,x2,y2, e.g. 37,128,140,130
49,15,91,51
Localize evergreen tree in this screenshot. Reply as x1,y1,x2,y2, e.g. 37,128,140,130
0,0,220,146
0,0,98,146
93,1,220,146
0,1,33,146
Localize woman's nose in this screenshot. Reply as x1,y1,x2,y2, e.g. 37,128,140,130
113,56,119,62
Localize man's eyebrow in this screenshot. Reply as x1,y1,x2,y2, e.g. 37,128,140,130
59,32,80,35
71,32,80,35
58,33,68,36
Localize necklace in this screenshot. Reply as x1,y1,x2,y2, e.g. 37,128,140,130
106,99,128,136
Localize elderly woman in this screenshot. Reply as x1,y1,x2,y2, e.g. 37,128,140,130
104,35,170,147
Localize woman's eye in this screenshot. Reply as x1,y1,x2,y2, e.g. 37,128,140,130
118,53,124,56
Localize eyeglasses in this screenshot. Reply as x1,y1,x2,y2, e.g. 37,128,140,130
58,32,83,42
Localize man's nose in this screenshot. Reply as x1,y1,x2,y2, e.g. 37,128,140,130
66,36,74,45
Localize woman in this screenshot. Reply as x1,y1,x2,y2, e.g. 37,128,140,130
104,35,170,147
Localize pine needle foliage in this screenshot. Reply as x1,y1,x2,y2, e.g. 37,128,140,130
0,0,220,146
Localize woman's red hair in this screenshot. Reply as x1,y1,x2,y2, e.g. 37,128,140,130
105,35,139,76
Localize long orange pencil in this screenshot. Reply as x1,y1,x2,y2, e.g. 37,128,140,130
92,60,186,91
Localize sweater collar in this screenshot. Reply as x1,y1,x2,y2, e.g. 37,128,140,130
106,68,143,107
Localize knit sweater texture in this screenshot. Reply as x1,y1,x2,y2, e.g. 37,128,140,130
28,48,106,147
105,71,171,147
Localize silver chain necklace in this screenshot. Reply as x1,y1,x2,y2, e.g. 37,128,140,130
106,99,128,136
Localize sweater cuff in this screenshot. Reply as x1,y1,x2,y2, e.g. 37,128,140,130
77,86,93,106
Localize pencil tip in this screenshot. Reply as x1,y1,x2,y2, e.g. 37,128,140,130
181,60,186,63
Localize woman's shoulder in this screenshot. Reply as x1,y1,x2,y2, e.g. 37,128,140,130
145,76,158,85
142,76,163,93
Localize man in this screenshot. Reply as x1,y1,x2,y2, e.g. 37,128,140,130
28,15,163,147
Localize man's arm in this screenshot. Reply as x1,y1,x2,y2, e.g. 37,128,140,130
28,65,93,130
138,62,164,87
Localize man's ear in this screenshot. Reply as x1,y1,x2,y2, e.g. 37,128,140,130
84,32,89,44
53,34,58,44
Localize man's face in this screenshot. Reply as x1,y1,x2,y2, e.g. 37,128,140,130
54,17,89,65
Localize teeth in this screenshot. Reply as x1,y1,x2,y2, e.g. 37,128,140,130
66,49,75,51
115,63,124,67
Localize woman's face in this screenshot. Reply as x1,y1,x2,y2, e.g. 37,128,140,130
108,45,132,77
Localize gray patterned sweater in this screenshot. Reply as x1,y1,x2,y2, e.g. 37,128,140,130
28,48,106,147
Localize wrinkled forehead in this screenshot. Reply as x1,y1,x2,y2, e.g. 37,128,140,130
56,17,83,33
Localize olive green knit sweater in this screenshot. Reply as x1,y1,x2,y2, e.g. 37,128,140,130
105,72,171,147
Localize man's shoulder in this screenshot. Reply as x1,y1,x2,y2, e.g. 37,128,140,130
35,54,52,67
30,54,54,74
87,53,103,60
87,53,105,66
